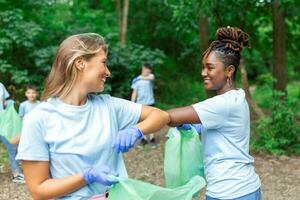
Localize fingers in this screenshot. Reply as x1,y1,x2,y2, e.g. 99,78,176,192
120,134,127,152
114,136,121,153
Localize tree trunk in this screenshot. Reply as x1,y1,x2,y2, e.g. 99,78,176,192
116,0,122,43
120,0,129,47
271,0,287,92
199,15,209,55
240,59,265,119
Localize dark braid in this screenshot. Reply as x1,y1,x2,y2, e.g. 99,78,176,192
203,27,250,79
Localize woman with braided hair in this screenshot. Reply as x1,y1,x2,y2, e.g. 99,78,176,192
167,27,262,200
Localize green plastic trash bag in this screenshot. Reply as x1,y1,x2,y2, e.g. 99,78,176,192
108,175,205,200
0,104,22,144
164,127,204,188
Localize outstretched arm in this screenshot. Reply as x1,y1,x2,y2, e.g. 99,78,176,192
136,105,169,134
167,106,201,126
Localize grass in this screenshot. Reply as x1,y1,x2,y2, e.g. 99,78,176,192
252,81,300,111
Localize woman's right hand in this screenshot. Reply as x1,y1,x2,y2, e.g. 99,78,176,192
83,166,118,186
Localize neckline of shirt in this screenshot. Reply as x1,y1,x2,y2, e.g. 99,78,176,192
51,96,91,112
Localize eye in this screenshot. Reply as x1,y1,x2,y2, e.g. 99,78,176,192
208,66,214,70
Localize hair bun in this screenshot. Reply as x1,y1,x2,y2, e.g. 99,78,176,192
216,26,250,52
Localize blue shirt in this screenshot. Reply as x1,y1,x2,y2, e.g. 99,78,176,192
19,100,40,117
192,89,260,199
16,94,142,199
131,75,155,105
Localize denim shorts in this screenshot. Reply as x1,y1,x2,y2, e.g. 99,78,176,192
206,188,262,200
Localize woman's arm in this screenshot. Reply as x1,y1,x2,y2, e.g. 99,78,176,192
22,161,85,200
167,106,201,126
135,106,170,134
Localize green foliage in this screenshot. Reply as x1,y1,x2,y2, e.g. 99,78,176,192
253,73,300,110
107,44,166,98
155,58,206,110
252,91,300,155
0,0,166,100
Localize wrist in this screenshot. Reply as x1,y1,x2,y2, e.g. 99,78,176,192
82,167,93,184
133,127,144,139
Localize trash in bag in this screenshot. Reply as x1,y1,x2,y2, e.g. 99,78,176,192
108,175,205,200
164,127,204,188
0,104,22,144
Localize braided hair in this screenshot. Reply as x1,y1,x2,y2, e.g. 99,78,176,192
203,27,250,79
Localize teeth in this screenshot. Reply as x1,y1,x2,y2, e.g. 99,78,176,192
101,78,106,82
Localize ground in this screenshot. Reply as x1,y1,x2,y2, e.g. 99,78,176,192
0,127,299,200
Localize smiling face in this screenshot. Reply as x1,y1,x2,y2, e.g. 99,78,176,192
201,51,230,93
79,49,111,93
25,89,38,102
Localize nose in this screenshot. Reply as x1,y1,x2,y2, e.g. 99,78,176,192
105,66,111,77
201,68,207,78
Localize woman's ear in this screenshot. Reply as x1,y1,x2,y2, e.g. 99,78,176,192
74,57,85,71
226,65,235,78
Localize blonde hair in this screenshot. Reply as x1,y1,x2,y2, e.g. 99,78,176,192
42,33,107,100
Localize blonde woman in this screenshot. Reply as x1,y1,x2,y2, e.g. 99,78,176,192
16,33,169,200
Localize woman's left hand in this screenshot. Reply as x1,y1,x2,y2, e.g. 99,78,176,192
114,127,144,153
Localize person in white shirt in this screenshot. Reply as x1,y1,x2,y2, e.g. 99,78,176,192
16,33,169,200
19,85,40,118
0,82,25,183
167,27,261,200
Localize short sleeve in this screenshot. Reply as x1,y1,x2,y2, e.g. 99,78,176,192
192,96,228,130
131,82,138,90
111,97,142,130
16,112,49,161
19,103,25,117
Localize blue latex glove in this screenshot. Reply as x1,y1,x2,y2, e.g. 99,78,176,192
131,76,142,85
83,166,118,186
114,127,144,153
177,124,202,134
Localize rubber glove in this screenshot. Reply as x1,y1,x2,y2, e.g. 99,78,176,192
114,127,144,153
82,165,118,186
176,124,202,134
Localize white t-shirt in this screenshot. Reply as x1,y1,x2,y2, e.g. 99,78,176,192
16,94,142,199
131,74,155,105
192,89,260,199
0,83,9,111
19,100,40,117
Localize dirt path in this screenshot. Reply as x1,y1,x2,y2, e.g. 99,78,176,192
0,129,299,200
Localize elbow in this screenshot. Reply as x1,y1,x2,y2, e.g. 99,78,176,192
163,110,170,124
157,109,170,125
32,193,45,200
30,188,49,200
